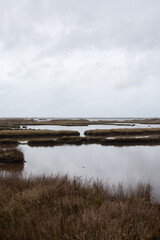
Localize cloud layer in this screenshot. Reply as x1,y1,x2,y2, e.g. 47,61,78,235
0,0,160,117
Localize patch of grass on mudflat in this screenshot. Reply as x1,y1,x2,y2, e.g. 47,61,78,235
0,129,80,139
0,174,159,239
84,128,160,137
0,149,24,164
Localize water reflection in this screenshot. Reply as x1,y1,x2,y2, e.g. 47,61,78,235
0,146,25,176
18,145,160,198
0,163,24,174
1,144,160,198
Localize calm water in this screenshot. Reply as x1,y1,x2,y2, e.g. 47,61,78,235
23,124,160,136
2,117,160,198
1,144,160,198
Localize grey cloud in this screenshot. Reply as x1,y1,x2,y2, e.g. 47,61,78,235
0,0,160,117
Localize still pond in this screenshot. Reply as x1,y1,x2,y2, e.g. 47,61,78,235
1,144,160,199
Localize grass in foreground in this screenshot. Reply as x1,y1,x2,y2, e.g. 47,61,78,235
0,174,160,240
0,148,24,164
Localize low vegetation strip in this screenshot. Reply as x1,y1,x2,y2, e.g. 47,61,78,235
84,128,160,136
0,149,24,164
28,136,94,146
0,129,80,139
0,118,90,126
1,117,160,126
101,135,160,146
0,174,159,240
27,135,160,146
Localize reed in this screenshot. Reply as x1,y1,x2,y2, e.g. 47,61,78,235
0,174,159,240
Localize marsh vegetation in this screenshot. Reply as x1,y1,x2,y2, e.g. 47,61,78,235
1,117,160,129
0,148,24,164
1,128,160,147
1,117,160,239
0,174,159,240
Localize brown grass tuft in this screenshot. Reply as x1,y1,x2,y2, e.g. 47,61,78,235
0,174,159,240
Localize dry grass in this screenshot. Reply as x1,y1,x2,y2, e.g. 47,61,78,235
0,129,80,139
0,148,24,164
0,174,159,240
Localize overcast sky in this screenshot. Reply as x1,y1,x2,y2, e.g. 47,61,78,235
0,0,160,118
